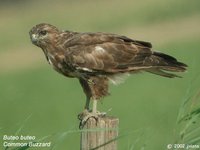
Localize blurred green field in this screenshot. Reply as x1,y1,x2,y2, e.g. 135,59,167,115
0,0,200,149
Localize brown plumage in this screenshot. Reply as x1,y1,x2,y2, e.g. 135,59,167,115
29,23,187,124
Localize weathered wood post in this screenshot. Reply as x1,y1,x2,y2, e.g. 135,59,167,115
80,116,119,150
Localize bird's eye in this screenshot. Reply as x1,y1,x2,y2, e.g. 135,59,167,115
39,30,47,36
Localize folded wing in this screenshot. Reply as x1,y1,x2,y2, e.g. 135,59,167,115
63,32,187,78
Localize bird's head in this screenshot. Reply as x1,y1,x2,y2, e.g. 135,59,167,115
29,23,59,47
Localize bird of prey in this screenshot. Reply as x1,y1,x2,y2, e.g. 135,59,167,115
29,23,187,127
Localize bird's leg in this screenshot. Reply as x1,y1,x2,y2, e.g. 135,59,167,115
79,99,106,129
93,99,106,116
92,99,97,114
85,97,90,110
78,97,90,120
78,99,98,129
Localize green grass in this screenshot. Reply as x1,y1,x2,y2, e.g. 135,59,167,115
173,75,200,149
0,0,200,149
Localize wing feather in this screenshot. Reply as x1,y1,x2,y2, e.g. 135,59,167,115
63,33,154,74
64,32,152,48
64,40,152,74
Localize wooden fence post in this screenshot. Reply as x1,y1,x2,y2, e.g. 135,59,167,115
80,116,119,150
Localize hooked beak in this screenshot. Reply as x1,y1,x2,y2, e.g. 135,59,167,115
30,33,39,45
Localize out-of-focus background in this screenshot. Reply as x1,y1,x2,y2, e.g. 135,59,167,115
0,0,200,149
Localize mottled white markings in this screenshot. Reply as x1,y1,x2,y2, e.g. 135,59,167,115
47,53,55,65
47,53,55,59
108,73,130,85
95,46,105,53
48,58,53,65
58,63,62,68
82,68,91,71
78,67,93,72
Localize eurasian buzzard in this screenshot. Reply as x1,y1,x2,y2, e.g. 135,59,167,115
29,23,187,127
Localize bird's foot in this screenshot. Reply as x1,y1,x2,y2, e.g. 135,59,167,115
78,110,106,129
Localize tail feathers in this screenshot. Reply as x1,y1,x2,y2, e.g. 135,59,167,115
152,52,187,72
146,69,181,78
145,51,187,78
